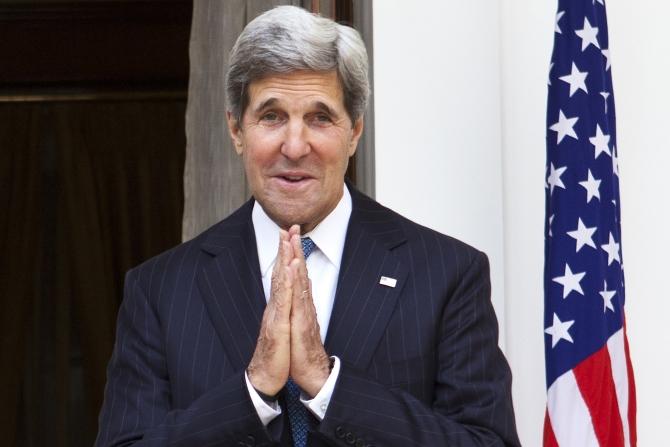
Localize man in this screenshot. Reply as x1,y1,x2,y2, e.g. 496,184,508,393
96,6,520,447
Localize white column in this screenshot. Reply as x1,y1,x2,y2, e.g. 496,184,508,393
373,0,507,345
499,0,554,444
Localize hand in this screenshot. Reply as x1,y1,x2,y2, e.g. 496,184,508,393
287,230,331,397
246,227,297,396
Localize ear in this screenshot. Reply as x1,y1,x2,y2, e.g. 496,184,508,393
347,117,364,157
226,111,244,155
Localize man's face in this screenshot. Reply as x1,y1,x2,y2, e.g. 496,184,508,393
228,70,363,233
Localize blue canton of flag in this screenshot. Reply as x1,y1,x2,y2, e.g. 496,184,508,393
544,1,636,446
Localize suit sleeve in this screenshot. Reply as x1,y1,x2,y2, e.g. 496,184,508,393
313,252,520,447
95,268,277,447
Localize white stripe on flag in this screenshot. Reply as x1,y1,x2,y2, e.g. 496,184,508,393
607,328,631,447
547,370,599,447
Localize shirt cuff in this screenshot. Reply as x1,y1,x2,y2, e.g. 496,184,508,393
244,370,282,426
301,356,340,420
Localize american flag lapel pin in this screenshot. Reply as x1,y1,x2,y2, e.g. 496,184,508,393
379,276,397,288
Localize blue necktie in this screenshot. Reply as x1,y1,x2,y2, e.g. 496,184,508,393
300,237,316,259
286,237,316,447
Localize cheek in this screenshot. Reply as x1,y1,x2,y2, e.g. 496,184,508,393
314,134,353,168
242,138,277,171
242,150,268,186
332,142,354,173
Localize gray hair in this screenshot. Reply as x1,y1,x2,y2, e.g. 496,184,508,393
225,5,369,125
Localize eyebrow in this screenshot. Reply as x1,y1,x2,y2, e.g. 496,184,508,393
313,101,340,118
252,98,341,119
253,98,278,115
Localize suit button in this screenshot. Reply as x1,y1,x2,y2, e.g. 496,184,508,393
355,439,365,447
335,426,346,438
246,435,256,444
345,432,356,445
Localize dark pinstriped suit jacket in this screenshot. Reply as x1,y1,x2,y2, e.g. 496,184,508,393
95,186,520,447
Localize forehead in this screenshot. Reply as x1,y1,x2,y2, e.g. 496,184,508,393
246,70,344,109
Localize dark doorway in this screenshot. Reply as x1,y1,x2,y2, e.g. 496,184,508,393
0,2,192,446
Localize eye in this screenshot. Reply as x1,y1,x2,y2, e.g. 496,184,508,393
259,111,282,124
312,113,333,125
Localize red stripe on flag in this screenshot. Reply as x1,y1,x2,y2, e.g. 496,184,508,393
623,321,637,447
573,345,624,447
543,408,559,447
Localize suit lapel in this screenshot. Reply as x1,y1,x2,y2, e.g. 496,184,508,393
325,188,408,371
196,200,267,371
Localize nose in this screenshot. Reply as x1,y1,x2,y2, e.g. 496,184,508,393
280,119,311,160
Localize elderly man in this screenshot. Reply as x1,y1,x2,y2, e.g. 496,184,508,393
96,6,520,447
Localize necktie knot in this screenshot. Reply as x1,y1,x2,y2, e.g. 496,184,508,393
301,237,316,259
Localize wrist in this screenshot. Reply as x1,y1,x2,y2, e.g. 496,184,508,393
253,386,279,403
302,357,334,398
247,367,284,397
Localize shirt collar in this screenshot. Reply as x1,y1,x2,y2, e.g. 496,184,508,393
252,185,352,276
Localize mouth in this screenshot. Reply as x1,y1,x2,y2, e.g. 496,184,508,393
279,175,308,183
273,172,314,185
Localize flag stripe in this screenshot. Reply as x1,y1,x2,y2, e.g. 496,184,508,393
623,323,637,447
543,410,559,447
573,344,624,447
547,371,599,446
607,328,631,447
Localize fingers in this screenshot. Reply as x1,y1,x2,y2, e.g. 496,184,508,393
287,230,312,315
288,224,301,238
288,225,303,260
289,266,329,397
269,234,294,326
289,244,320,347
268,264,293,327
277,229,291,267
290,261,310,313
247,229,296,395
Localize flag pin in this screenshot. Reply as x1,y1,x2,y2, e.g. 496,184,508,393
379,276,397,288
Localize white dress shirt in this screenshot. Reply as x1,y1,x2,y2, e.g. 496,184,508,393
244,185,352,426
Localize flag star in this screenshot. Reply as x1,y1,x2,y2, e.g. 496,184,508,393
548,62,554,85
599,280,616,313
550,110,579,144
612,147,620,176
545,313,575,348
559,62,589,97
567,218,597,252
589,124,612,158
552,263,586,298
555,11,565,34
549,214,555,237
593,0,604,4
579,169,601,203
600,91,610,113
575,17,600,51
601,48,611,71
601,232,621,266
547,163,567,194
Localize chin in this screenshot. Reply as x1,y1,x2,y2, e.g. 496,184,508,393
263,202,313,229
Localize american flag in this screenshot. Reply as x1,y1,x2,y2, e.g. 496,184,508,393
544,1,636,446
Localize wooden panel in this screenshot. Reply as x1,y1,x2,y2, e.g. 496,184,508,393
0,1,192,88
